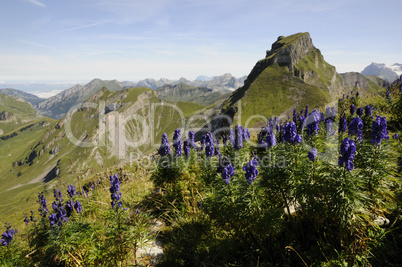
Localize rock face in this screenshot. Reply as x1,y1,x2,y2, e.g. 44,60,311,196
0,110,12,121
36,79,123,119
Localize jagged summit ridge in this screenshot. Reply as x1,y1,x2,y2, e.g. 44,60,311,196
244,32,316,88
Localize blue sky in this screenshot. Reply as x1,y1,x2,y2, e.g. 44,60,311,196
1,0,401,82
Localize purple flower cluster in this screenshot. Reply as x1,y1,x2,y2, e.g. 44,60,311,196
110,173,122,208
339,114,347,133
365,105,372,116
338,138,356,171
308,147,317,162
304,105,309,117
188,131,196,149
234,125,243,150
371,116,389,145
386,89,392,101
37,192,49,217
349,116,363,141
283,121,302,145
350,104,355,115
393,133,399,139
214,138,222,157
326,119,332,133
0,223,17,246
356,107,364,116
173,128,182,156
183,139,190,158
221,163,235,185
243,158,259,184
205,132,214,158
158,133,171,156
49,198,68,227
306,110,320,136
67,184,76,198
266,133,277,148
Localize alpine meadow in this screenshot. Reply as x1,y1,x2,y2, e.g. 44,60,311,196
1,32,402,266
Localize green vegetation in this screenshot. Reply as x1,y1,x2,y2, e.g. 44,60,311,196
156,82,230,106
225,64,331,126
1,79,401,266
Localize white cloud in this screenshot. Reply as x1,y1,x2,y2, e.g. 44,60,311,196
0,81,5,84
30,90,63,99
27,0,46,7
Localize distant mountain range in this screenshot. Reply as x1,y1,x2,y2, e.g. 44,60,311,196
361,62,402,82
0,88,45,106
121,73,246,92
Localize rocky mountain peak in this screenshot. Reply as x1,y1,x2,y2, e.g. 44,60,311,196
265,32,314,71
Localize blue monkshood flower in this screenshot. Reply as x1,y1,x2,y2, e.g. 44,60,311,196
350,104,356,116
0,223,17,246
304,105,309,117
222,135,227,145
386,90,392,101
49,201,68,227
298,114,306,132
356,91,360,97
135,209,141,215
221,163,235,185
258,126,268,144
54,188,62,201
371,116,389,145
205,132,214,158
283,121,302,145
183,139,190,158
365,105,372,116
243,128,251,141
243,158,259,184
214,138,222,157
326,119,332,133
74,201,82,213
266,133,277,148
308,147,317,162
320,112,325,122
228,129,235,146
173,128,182,156
201,134,206,150
65,200,74,217
37,192,49,217
338,138,356,171
292,108,297,124
23,213,30,225
158,133,170,156
306,110,320,136
393,133,399,139
188,131,195,149
356,107,364,116
29,211,37,223
67,184,76,198
234,125,243,150
339,114,347,133
349,116,364,142
110,173,122,208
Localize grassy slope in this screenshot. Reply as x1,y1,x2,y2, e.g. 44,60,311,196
225,64,331,125
0,93,41,134
0,87,207,226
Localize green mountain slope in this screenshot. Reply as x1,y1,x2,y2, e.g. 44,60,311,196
0,87,208,224
156,82,230,106
219,32,383,128
0,88,45,106
0,93,42,134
